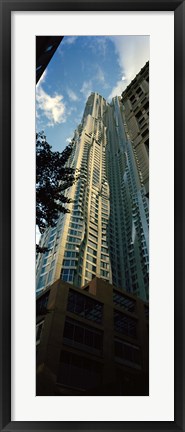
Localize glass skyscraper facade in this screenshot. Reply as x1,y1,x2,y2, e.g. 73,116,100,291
36,68,149,301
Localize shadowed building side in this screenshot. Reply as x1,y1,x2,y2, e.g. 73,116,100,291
36,36,63,84
36,277,149,396
121,61,149,197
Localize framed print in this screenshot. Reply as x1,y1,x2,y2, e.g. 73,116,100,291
0,0,184,431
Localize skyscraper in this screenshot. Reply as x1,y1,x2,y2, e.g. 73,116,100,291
36,66,149,301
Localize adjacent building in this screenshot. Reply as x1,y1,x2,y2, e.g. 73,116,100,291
36,36,63,84
36,277,149,396
121,61,149,196
36,63,149,301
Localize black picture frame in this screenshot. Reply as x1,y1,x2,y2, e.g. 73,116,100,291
0,0,184,431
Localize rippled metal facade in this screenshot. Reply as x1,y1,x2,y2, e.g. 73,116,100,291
36,86,149,301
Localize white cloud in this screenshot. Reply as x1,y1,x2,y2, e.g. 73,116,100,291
63,36,78,45
95,65,110,90
89,37,107,57
67,88,79,101
36,86,66,127
96,65,105,83
66,137,72,143
58,36,78,58
37,69,47,87
108,35,149,100
36,110,40,119
108,80,128,101
80,80,92,100
96,37,107,57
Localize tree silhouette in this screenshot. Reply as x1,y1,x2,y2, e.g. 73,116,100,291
36,132,77,252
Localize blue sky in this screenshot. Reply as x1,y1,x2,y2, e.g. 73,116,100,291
36,36,149,152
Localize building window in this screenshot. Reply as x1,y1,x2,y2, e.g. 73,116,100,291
89,231,98,241
61,269,75,282
145,138,149,153
141,128,148,138
85,270,95,280
86,254,96,264
143,100,149,111
101,261,109,269
78,276,81,286
89,225,98,234
36,320,44,344
66,243,80,251
63,317,103,355
87,246,97,256
114,338,141,367
101,247,108,254
113,291,136,313
47,268,54,283
88,240,97,250
36,291,50,315
69,222,82,229
37,274,47,290
67,236,81,244
57,351,102,390
67,289,103,324
100,269,109,278
64,251,78,258
63,259,77,267
102,211,108,218
114,310,137,338
68,229,82,236
86,262,96,272
101,253,109,261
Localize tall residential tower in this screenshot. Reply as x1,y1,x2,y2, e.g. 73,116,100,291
36,65,149,301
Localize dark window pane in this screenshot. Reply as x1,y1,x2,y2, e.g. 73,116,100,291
115,338,141,366
63,317,103,355
63,321,74,339
114,311,137,338
67,289,103,324
36,291,50,315
94,333,102,350
57,351,102,390
84,329,93,347
74,325,84,343
113,291,136,313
